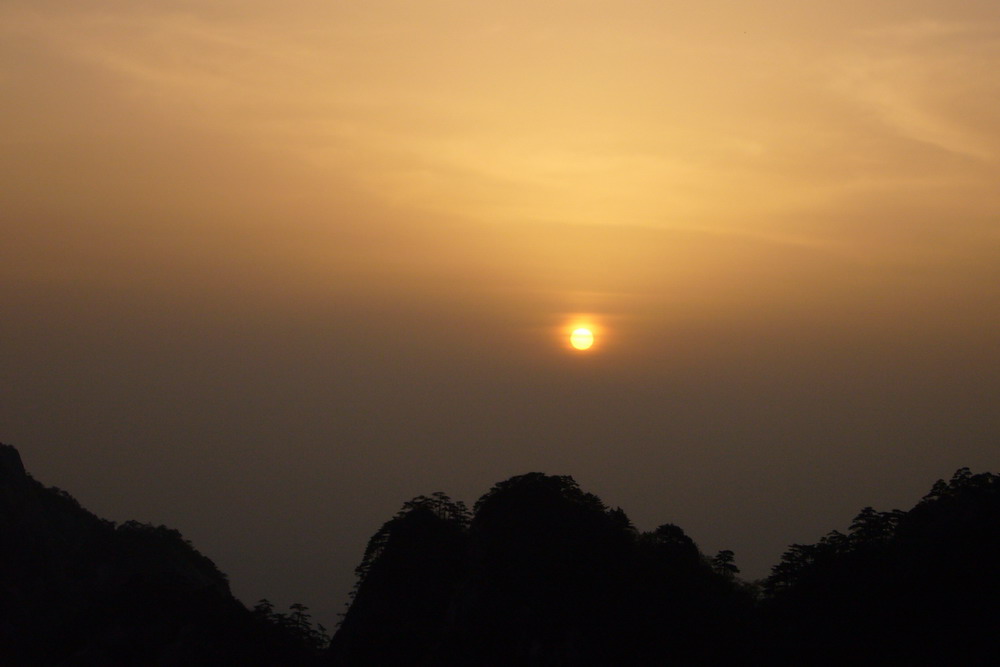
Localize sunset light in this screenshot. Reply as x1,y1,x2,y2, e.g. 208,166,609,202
3,0,999,648
570,328,595,351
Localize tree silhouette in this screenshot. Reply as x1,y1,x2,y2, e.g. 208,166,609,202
328,492,469,666
325,473,759,665
5,440,998,667
761,468,1000,665
711,549,740,578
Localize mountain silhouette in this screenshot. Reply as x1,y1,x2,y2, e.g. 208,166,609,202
760,467,1000,665
331,469,1000,666
3,441,998,666
330,473,753,666
0,443,324,666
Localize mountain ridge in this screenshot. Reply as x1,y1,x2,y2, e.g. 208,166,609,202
4,441,998,666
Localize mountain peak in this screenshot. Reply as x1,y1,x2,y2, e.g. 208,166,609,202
0,443,26,479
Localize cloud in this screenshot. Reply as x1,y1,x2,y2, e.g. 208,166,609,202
831,19,1000,161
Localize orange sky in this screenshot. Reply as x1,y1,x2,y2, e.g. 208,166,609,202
3,0,999,627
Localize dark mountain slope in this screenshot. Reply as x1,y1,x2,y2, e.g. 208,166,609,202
331,468,999,666
330,473,753,666
6,439,997,666
761,467,1000,665
0,443,321,666
328,493,469,666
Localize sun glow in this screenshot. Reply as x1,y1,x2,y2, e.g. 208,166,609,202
570,328,594,351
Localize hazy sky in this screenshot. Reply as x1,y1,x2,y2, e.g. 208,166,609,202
3,0,999,627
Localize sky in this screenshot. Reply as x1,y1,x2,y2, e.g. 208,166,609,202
2,0,999,627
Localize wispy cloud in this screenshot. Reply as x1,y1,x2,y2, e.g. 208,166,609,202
832,20,1000,161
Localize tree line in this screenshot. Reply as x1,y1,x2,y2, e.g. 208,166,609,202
330,468,1000,666
2,441,997,665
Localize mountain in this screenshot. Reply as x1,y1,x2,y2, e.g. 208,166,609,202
329,473,753,666
760,467,1000,665
330,469,1000,666
5,440,998,666
0,443,322,666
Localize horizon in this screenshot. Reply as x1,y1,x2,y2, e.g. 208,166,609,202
3,0,999,630
4,441,989,598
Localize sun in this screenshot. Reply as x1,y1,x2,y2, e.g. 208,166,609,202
570,328,594,351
